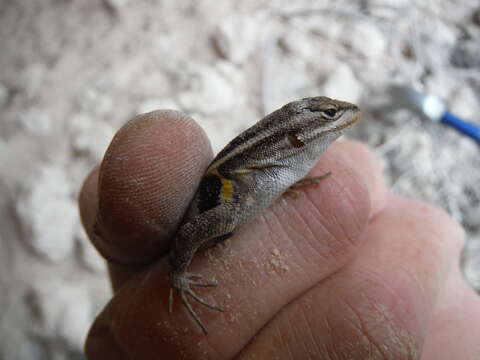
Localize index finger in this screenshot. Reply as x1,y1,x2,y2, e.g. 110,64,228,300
78,110,213,288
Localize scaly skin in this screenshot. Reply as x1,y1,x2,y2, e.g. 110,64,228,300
168,96,361,334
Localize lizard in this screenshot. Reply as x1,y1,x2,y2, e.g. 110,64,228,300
168,96,361,334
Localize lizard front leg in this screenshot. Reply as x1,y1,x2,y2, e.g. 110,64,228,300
285,171,332,198
168,203,238,334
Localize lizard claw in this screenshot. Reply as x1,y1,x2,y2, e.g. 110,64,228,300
169,272,223,334
186,272,218,287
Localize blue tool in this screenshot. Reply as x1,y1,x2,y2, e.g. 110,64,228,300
389,85,480,145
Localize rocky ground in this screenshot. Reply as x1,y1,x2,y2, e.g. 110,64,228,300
1,0,479,359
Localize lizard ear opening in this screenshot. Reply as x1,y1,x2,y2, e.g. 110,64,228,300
288,133,305,148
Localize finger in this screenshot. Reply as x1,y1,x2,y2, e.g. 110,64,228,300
421,266,480,359
78,165,99,243
78,110,213,288
86,140,388,358
79,163,156,288
237,195,466,359
328,140,387,218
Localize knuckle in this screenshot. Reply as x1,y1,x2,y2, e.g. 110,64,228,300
326,295,422,360
406,198,465,250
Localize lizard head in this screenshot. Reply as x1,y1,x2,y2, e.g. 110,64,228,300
283,96,361,146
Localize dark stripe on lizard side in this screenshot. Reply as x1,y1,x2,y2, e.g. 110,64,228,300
197,173,223,214
216,128,297,175
208,108,291,170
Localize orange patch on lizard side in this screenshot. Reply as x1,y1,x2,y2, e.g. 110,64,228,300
219,175,234,201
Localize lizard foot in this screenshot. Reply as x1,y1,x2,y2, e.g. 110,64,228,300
286,171,332,198
169,272,223,334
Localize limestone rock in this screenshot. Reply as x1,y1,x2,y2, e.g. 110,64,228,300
26,280,92,351
322,63,362,103
137,97,179,114
18,108,54,135
0,83,8,107
15,165,77,261
341,22,387,61
178,64,241,114
69,114,115,160
212,16,260,64
76,225,106,274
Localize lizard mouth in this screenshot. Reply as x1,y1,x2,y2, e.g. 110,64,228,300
333,112,361,131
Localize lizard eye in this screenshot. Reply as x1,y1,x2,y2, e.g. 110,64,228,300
321,107,338,118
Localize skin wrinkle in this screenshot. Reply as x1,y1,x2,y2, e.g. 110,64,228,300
341,297,390,359
214,234,273,337
255,209,290,280
301,166,367,260
290,310,309,359
289,197,322,249
199,320,224,360
332,142,386,220
235,265,347,359
266,203,320,288
327,183,360,249
234,270,313,360
237,247,423,360
322,317,336,360
233,258,268,332
262,206,285,251
340,177,368,241
287,196,334,267
273,203,321,271
297,198,342,263
397,265,430,331
342,268,415,337
300,301,324,358
377,198,461,333
110,273,148,358
283,314,296,360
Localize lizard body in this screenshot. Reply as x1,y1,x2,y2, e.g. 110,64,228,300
168,96,360,333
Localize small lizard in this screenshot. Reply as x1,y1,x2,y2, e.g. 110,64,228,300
168,96,360,333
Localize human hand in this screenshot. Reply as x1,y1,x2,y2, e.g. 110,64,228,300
80,110,480,359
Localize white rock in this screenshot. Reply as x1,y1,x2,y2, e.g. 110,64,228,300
197,115,236,154
465,206,480,229
56,292,92,350
27,280,92,351
81,88,115,117
18,63,47,98
178,65,237,114
137,97,179,114
103,0,129,12
433,22,458,47
18,108,54,135
263,58,312,111
213,15,260,63
15,165,77,261
7,341,48,360
297,16,344,40
0,134,43,186
322,63,362,103
450,85,479,121
425,73,456,101
369,0,414,9
341,22,387,60
0,83,8,107
69,114,115,160
278,29,316,58
75,225,106,274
